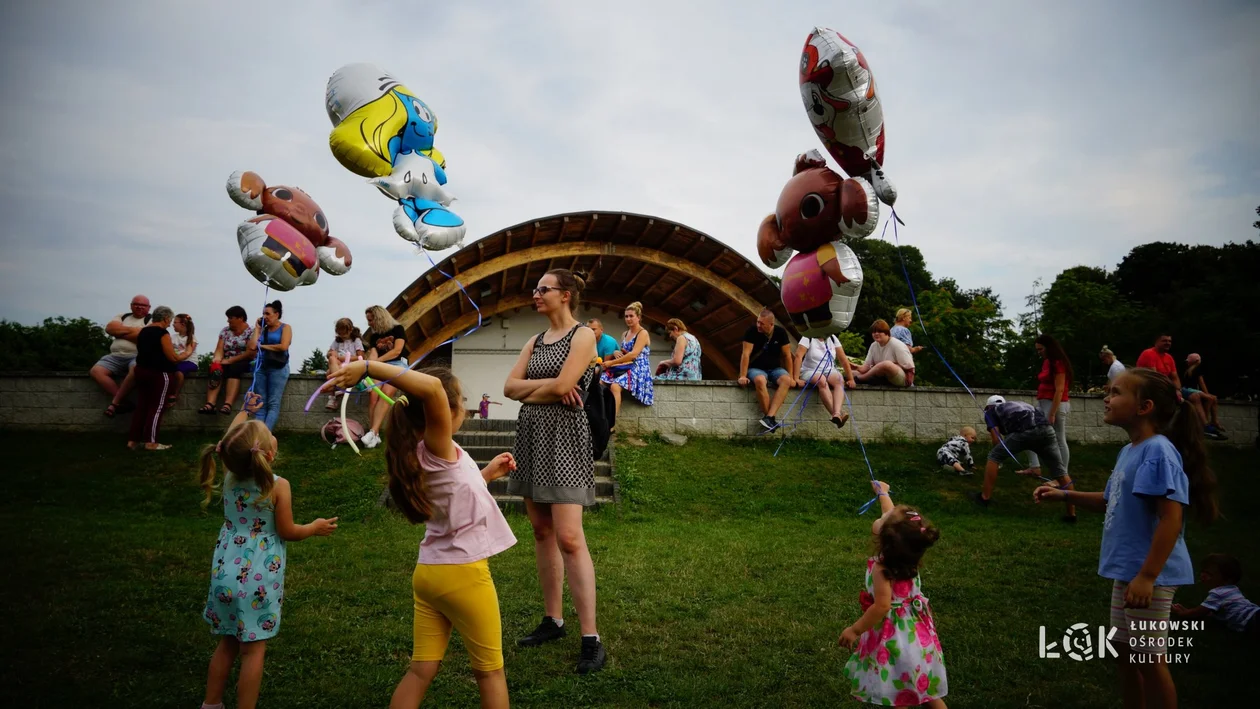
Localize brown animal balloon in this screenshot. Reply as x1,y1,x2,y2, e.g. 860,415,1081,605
226,171,352,291
757,150,875,337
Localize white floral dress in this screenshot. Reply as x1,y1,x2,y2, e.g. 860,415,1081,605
842,557,948,705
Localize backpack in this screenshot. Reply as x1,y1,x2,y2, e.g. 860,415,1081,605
321,417,365,448
531,328,613,460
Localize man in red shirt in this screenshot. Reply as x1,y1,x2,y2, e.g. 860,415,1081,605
1135,334,1191,410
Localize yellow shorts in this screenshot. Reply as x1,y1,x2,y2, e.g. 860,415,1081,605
411,559,504,671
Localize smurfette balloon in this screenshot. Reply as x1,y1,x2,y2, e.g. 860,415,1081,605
325,63,465,251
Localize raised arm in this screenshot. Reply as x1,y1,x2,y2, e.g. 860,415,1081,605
271,477,338,542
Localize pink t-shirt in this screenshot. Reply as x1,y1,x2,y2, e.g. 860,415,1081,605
416,441,517,565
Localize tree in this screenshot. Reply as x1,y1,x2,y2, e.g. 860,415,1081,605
300,348,329,374
1036,267,1146,389
0,317,112,372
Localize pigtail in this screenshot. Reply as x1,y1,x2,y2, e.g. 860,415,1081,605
198,444,221,509
387,398,432,524
1166,398,1218,525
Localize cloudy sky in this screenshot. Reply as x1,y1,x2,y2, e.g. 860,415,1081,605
1,0,1256,361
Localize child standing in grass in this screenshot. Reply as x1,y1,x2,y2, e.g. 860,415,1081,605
839,480,948,708
326,361,517,709
1034,369,1218,709
197,392,339,709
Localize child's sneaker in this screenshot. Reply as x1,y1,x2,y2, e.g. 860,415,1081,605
360,430,380,449
325,394,339,411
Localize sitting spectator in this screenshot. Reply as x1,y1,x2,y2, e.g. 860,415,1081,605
168,313,199,405
601,301,655,419
738,308,794,431
936,426,977,476
478,394,503,418
1099,345,1125,382
971,395,1076,521
792,333,855,428
199,306,255,415
128,306,181,450
360,304,410,449
889,308,925,354
655,318,703,381
1172,554,1259,635
588,318,619,361
1135,334,1183,396
1184,353,1228,440
852,319,915,387
325,317,365,410
94,294,150,417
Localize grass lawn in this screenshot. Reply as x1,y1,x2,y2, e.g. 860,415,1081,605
2,428,1254,708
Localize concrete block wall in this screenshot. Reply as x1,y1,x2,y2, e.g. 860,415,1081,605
1,374,1257,446
613,380,1260,446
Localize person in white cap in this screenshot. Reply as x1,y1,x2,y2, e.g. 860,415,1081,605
971,395,1077,521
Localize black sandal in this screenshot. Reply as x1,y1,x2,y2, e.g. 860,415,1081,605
197,403,216,414
219,404,233,415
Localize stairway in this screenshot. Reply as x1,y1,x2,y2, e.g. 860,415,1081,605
378,417,618,513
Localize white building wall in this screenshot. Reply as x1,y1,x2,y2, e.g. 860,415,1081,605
452,305,672,419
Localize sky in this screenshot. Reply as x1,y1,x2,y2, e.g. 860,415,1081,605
1,0,1256,362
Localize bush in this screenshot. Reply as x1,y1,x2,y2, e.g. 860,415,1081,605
0,317,112,372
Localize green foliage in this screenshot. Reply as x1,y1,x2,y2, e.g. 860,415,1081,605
196,352,214,373
0,317,112,372
300,348,329,374
837,331,865,358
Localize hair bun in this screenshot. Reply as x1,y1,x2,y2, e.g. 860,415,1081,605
572,271,588,289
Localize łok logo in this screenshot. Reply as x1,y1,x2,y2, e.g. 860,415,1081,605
1039,623,1118,661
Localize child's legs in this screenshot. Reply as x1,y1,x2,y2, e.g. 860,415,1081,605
1111,580,1178,709
390,662,441,709
393,564,454,708
203,635,240,705
472,667,509,709
438,560,508,705
236,639,267,709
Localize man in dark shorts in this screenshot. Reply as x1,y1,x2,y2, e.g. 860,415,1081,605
738,309,794,430
970,395,1076,521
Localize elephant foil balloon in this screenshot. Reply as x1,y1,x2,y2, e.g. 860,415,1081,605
325,63,466,251
757,150,875,338
226,171,352,291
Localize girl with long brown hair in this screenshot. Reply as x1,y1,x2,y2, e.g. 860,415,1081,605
325,361,517,708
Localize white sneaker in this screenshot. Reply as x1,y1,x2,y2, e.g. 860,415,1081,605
361,431,380,449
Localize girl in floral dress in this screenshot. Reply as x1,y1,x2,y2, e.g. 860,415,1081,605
599,301,654,419
196,393,338,709
839,480,948,707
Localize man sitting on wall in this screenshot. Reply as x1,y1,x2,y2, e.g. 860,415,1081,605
738,309,794,431
91,294,151,417
852,319,915,387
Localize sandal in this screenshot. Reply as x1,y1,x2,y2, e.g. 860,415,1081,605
166,395,178,407
145,443,172,451
219,404,233,415
104,403,118,418
198,403,215,414
831,413,849,429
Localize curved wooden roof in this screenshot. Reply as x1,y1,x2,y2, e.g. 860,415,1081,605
387,211,796,378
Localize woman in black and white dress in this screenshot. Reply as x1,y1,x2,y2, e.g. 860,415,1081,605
503,268,607,674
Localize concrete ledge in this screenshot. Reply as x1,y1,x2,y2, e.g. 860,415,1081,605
1,374,1256,445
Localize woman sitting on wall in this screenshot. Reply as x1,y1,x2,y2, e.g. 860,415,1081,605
654,318,702,382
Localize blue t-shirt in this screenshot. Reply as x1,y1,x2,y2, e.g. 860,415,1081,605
1099,435,1194,586
596,333,619,360
1201,585,1259,632
890,324,914,348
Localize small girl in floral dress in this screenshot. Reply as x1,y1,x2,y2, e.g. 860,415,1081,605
839,480,948,707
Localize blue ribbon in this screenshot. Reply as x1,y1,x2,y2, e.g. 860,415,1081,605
245,282,272,399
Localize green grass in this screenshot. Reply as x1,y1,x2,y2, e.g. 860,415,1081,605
2,430,1254,707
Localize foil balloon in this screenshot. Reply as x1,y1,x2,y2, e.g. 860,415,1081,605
226,171,352,291
757,151,870,337
325,63,466,251
799,27,896,207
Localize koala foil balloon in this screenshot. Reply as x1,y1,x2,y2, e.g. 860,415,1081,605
325,63,466,251
757,150,874,338
226,171,352,291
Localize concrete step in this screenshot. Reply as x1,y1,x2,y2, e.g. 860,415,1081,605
458,418,518,432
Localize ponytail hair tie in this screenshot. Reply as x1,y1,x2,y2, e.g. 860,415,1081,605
214,442,222,454
250,442,262,453
905,510,922,522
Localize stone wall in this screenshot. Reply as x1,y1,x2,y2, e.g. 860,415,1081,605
1,374,1257,446
612,380,1260,446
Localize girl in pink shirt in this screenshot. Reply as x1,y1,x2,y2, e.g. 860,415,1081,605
326,361,518,709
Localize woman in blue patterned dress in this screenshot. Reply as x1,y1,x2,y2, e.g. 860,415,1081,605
655,318,702,381
600,301,654,419
196,393,338,709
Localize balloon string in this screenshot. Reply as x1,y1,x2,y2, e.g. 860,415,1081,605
768,349,832,454
245,282,271,399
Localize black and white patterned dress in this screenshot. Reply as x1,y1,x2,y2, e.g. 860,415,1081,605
509,325,596,506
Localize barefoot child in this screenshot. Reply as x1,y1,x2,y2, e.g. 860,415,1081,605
1171,553,1259,635
935,427,976,476
839,480,948,708
198,392,339,709
326,360,517,709
1034,369,1218,709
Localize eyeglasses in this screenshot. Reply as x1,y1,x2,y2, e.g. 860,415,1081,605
533,286,561,296
131,302,150,308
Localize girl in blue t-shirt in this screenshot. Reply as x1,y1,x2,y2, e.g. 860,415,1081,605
1034,368,1218,709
